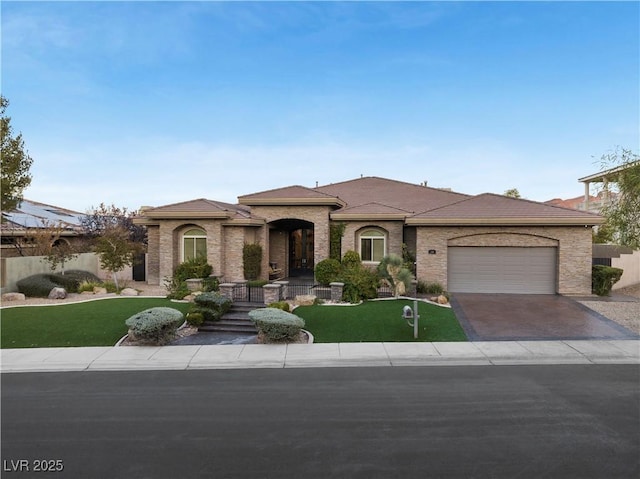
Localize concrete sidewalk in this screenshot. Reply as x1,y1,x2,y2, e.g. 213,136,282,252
1,340,639,373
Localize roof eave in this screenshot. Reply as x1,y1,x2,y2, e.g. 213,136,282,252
405,217,605,226
330,213,408,221
222,218,265,227
238,197,346,208
138,212,232,220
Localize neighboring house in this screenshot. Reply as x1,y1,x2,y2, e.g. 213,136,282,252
135,176,603,295
545,191,616,214
0,199,86,258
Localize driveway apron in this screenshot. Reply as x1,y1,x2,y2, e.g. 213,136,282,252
451,293,639,341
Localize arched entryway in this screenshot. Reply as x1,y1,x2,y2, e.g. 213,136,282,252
269,219,314,278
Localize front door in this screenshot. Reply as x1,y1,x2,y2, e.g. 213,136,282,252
289,228,314,277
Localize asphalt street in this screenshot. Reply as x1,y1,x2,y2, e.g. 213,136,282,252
2,365,639,479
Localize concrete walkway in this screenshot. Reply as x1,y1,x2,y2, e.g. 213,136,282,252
2,340,639,373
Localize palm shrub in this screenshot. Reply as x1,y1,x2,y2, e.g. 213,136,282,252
249,308,305,342
377,254,415,297
125,307,184,345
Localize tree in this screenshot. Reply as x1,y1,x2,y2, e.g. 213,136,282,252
82,204,146,289
81,203,146,244
504,188,521,198
1,96,33,212
94,225,143,289
597,147,640,249
24,221,78,274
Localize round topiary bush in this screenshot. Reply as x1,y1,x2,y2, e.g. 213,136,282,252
248,308,305,343
314,258,342,285
125,307,184,345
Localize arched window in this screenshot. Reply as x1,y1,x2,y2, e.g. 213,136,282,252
183,228,207,261
359,229,386,262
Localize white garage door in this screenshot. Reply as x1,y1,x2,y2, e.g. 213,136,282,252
448,247,557,294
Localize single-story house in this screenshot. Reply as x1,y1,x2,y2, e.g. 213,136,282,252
1,199,86,258
135,176,603,295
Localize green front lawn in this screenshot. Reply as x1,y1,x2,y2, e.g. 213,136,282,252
295,299,467,343
1,298,191,349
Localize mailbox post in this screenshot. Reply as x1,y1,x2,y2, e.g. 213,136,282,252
402,300,420,339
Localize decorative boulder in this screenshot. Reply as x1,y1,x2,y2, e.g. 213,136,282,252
120,288,139,296
2,292,26,302
48,287,67,299
437,295,449,305
93,286,108,295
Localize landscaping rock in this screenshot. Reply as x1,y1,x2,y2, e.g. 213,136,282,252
120,288,139,296
2,292,26,302
294,295,317,306
437,295,449,305
93,286,108,295
48,287,67,299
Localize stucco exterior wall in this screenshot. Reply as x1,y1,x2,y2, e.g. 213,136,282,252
415,226,594,295
612,250,640,290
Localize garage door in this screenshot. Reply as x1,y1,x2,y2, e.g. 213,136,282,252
448,247,557,294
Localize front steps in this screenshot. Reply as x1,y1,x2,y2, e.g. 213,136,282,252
198,302,259,334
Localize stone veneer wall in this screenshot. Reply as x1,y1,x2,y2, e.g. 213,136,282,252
146,225,160,285
415,226,594,295
148,220,226,285
340,221,405,261
269,229,287,275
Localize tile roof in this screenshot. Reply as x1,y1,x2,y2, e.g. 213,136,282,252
142,199,251,219
317,176,470,214
238,185,344,206
331,202,413,220
408,193,603,225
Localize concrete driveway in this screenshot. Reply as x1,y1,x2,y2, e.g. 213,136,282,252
450,293,639,341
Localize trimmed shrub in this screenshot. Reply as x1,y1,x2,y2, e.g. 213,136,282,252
185,312,205,327
202,276,220,292
315,258,342,285
340,266,379,303
268,301,290,312
247,279,268,287
16,274,60,298
191,292,232,321
592,265,623,296
243,243,263,280
165,258,215,299
341,250,362,269
15,271,100,297
174,257,213,283
249,308,305,342
125,307,184,345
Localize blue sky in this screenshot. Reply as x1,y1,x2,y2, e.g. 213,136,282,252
2,1,639,212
